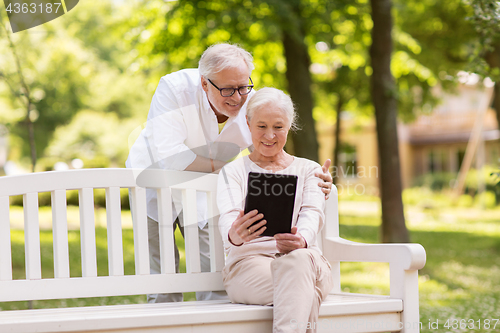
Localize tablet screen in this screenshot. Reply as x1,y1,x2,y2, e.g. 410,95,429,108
244,172,297,237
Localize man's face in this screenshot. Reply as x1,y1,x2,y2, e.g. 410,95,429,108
201,60,250,120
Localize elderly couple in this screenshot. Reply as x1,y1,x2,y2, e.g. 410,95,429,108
126,43,334,333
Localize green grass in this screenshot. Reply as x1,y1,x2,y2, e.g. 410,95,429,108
338,206,500,333
2,204,499,333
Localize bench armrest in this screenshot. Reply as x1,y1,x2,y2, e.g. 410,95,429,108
323,236,426,271
322,236,425,332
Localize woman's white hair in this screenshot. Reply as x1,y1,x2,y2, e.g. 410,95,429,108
199,43,254,79
246,87,299,131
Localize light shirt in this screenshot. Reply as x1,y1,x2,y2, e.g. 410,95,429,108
218,120,227,134
217,155,325,268
126,69,254,227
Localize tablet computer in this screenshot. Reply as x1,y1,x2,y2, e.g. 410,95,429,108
244,172,298,237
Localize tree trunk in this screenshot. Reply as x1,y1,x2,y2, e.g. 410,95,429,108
484,43,500,129
283,29,319,162
369,0,410,243
332,96,343,186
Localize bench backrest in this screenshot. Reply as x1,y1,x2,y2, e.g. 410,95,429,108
0,168,339,303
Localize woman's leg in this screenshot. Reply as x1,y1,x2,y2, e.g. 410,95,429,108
271,249,333,333
222,255,275,305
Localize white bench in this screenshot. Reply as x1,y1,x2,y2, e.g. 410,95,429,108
0,168,426,333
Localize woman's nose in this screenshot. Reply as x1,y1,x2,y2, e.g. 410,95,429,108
264,129,275,139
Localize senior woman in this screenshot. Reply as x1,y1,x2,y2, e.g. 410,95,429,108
217,87,334,333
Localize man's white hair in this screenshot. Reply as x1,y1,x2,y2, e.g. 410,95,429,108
199,43,254,79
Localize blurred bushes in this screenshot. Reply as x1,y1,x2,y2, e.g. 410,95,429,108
410,168,500,208
402,187,498,209
474,191,497,209
36,156,112,172
10,188,130,210
413,168,499,193
44,110,138,168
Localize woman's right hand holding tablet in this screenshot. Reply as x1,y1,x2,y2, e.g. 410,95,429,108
228,209,267,246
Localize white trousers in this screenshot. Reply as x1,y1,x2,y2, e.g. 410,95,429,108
222,248,333,333
147,216,227,302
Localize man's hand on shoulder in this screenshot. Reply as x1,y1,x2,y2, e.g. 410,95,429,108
315,159,333,200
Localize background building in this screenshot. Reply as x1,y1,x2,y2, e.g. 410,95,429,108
319,81,499,194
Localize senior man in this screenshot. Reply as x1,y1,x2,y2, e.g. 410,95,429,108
126,43,332,303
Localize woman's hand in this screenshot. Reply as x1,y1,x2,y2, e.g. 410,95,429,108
315,159,333,200
274,227,306,254
228,210,267,246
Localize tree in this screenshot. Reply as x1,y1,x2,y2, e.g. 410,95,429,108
0,13,38,171
370,0,409,243
467,0,500,128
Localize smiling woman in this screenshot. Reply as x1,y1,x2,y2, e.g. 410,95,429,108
217,87,333,333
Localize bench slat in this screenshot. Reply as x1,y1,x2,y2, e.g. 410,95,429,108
106,187,124,276
0,294,403,333
51,190,70,279
325,193,342,293
0,169,138,196
0,272,224,302
130,187,149,275
157,188,175,274
24,192,42,280
79,188,98,277
182,188,201,274
0,196,12,281
207,192,224,272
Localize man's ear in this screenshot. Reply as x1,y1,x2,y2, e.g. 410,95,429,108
246,115,250,128
201,76,209,93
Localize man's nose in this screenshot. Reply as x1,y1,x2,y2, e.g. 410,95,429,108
231,90,243,101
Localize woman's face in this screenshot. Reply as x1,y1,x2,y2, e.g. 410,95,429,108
247,103,290,158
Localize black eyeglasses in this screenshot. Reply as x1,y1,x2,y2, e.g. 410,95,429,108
207,77,254,97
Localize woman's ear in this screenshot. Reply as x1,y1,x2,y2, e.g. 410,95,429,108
246,115,250,128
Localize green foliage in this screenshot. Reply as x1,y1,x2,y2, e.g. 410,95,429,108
457,194,474,207
412,172,458,191
402,183,499,209
491,170,500,188
44,110,138,167
0,1,153,167
402,187,455,208
413,167,500,194
465,0,500,81
474,190,497,209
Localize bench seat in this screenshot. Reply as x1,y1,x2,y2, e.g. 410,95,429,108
0,293,402,333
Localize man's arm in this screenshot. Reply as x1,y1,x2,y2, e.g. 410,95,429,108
185,156,226,173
